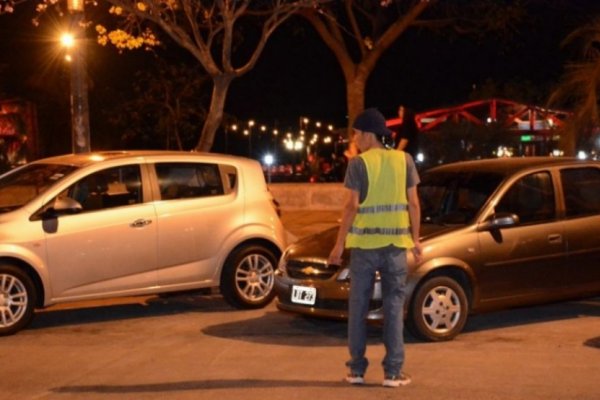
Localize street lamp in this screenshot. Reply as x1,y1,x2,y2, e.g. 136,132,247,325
263,153,274,184
63,0,90,153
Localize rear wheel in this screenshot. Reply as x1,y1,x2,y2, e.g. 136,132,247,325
407,276,468,342
0,264,37,336
220,245,277,309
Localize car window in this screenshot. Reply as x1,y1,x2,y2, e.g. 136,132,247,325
495,171,555,224
155,162,225,200
419,170,502,224
561,167,600,218
0,163,76,213
64,165,143,212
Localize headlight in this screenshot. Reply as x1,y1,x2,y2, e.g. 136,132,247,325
337,267,350,281
278,248,293,273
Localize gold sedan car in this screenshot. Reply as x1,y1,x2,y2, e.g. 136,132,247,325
0,151,286,335
275,157,600,341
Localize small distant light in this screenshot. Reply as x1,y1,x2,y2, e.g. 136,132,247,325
264,154,274,166
577,150,587,160
552,149,563,157
416,152,425,163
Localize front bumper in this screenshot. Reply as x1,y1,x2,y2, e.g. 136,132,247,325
274,273,384,320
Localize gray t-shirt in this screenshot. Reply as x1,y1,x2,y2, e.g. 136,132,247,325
344,151,420,203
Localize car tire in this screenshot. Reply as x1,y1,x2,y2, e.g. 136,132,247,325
220,245,277,309
0,264,37,336
407,276,468,342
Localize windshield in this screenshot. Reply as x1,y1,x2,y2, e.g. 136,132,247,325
419,169,505,225
0,163,77,213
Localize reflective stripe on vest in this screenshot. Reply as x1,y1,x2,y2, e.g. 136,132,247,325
357,203,408,214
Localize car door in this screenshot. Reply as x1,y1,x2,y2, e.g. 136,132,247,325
43,164,158,301
152,161,241,287
477,170,567,302
560,166,600,291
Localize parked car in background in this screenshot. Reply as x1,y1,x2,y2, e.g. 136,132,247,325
275,157,600,341
0,151,286,335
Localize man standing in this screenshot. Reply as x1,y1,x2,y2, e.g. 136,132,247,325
395,105,420,159
328,108,422,388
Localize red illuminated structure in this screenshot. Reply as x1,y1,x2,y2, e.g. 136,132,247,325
386,98,571,156
0,99,38,170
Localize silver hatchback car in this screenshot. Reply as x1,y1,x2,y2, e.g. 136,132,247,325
0,151,286,335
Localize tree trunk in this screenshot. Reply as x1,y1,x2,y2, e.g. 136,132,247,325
195,74,234,152
343,69,368,157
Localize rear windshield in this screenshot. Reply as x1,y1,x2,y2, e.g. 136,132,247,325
0,164,77,213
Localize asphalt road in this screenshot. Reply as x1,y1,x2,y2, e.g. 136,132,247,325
1,210,599,400
1,291,599,400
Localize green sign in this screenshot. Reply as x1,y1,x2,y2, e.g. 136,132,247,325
520,135,534,142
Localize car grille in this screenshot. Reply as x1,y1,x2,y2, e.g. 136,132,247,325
285,259,339,280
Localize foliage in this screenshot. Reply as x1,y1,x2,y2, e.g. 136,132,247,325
548,16,600,155
106,59,209,150
0,0,322,152
94,0,321,151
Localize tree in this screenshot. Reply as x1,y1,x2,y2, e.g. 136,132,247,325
96,0,320,151
549,16,600,156
106,59,210,150
1,0,322,152
297,0,525,155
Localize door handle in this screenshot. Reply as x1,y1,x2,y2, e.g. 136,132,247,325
130,219,152,228
547,233,562,244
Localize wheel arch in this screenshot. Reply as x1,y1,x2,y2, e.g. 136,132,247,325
410,263,475,313
0,256,45,308
221,238,283,271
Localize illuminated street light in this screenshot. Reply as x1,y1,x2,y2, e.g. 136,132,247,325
60,33,75,48
263,153,274,183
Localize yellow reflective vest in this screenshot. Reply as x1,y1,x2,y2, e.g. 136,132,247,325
345,149,414,250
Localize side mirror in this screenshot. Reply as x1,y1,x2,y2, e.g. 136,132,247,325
478,212,519,231
53,196,83,213
42,197,82,219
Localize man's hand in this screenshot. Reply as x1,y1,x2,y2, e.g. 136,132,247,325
411,241,423,263
328,243,344,265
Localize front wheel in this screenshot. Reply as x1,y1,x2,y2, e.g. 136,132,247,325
0,264,37,336
220,245,277,309
407,276,468,342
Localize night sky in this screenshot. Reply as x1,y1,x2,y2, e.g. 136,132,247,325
1,1,600,155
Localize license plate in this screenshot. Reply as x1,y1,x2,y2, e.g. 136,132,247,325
291,285,317,305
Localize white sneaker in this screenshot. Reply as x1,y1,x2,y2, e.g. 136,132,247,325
345,373,365,385
383,372,411,387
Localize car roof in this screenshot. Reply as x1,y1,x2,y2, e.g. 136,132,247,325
425,157,598,176
31,150,256,168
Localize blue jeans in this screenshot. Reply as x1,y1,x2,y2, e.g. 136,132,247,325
346,245,408,377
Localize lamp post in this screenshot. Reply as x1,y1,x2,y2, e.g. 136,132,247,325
64,0,91,153
247,120,255,158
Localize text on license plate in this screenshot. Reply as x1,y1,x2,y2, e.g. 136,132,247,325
291,285,316,305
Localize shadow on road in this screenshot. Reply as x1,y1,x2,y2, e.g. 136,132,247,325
463,297,600,335
29,292,235,331
52,379,347,395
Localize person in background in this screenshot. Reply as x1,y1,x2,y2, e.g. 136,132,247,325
328,107,422,388
396,105,419,159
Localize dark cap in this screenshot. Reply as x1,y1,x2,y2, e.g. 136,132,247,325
352,108,393,137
